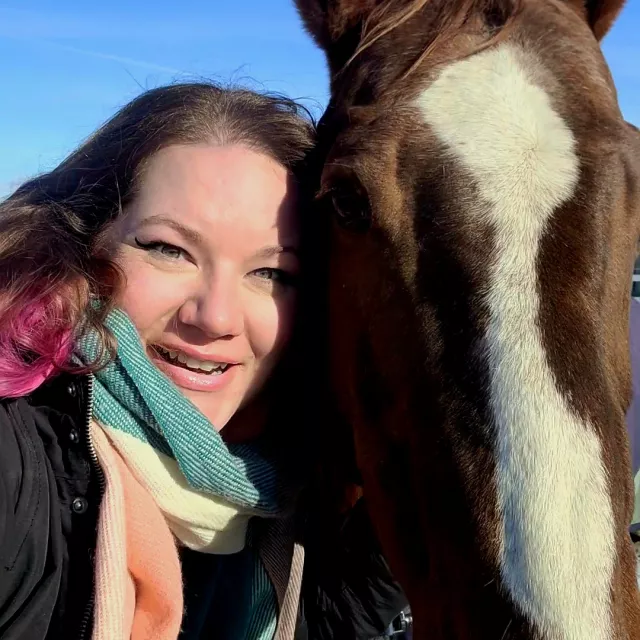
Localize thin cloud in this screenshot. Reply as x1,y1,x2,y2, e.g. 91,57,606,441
43,41,184,75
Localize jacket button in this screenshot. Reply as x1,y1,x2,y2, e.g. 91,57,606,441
72,497,88,514
69,429,80,444
66,383,77,398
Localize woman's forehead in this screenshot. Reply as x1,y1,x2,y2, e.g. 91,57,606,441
125,143,301,245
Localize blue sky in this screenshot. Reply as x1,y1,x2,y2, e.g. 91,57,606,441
0,0,638,197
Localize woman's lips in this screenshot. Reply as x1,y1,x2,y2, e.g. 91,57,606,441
149,348,238,392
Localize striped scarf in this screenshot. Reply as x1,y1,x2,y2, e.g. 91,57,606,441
78,308,302,639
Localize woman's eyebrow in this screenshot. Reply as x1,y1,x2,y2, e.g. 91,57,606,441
136,214,204,246
253,244,299,259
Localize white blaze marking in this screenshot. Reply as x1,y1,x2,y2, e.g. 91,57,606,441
416,45,614,639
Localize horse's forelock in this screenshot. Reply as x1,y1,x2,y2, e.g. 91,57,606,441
344,0,524,76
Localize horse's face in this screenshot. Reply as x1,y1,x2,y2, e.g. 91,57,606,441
298,0,640,637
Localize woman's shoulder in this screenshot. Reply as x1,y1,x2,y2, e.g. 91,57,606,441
0,386,53,483
0,374,92,639
0,391,41,466
0,391,52,558
0,370,92,536
0,394,28,466
0,372,88,477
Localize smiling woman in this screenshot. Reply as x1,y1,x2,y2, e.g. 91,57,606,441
0,81,407,640
0,82,317,640
0,80,410,640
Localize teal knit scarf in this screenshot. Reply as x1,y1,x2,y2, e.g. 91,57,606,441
78,307,289,516
77,308,289,639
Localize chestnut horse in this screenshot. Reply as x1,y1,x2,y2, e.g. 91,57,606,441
295,0,640,637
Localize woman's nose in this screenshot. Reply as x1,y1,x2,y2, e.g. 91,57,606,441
178,276,244,339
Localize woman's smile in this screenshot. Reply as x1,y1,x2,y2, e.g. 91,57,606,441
148,343,240,393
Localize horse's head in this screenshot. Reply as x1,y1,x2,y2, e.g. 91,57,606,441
296,0,640,637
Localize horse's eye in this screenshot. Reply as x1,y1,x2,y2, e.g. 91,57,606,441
326,176,372,234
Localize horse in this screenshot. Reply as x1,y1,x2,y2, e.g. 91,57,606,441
294,0,640,637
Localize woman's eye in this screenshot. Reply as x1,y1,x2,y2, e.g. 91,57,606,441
251,268,297,287
135,238,186,261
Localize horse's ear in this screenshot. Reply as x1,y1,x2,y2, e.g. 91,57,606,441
295,0,375,49
567,0,627,40
295,0,379,69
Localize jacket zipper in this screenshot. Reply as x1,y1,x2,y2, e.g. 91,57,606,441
78,374,105,640
82,374,105,494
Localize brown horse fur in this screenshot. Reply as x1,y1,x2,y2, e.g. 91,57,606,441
295,0,640,637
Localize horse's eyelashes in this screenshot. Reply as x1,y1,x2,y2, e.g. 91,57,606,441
330,187,372,233
322,170,373,234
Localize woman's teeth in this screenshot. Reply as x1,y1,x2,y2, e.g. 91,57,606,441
155,346,230,375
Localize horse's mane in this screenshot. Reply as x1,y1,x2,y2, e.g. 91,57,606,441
343,0,524,80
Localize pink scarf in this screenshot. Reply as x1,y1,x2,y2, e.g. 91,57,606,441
91,425,183,640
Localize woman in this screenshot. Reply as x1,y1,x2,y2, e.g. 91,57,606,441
0,82,407,639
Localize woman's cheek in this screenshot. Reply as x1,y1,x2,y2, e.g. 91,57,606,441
253,292,298,362
116,257,181,330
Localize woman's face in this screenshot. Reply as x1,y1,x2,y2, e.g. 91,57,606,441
111,143,300,432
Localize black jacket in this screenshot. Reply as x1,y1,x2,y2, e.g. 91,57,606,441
0,372,407,639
